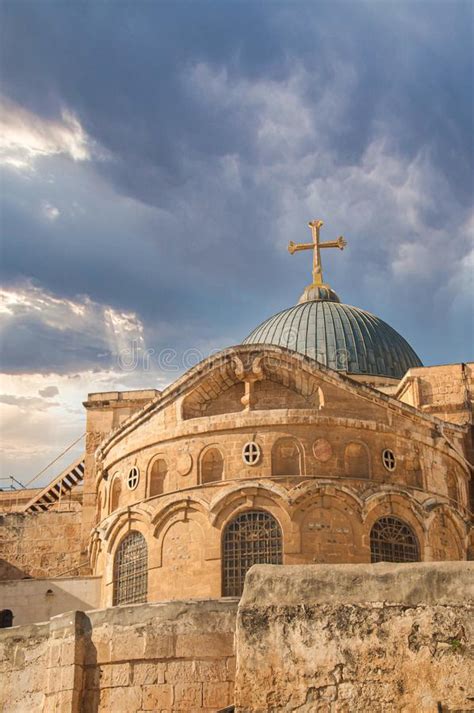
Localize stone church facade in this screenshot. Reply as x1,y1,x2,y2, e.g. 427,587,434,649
84,346,471,610
1,222,472,711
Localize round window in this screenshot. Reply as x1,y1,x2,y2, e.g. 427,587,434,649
382,449,396,472
127,466,140,490
242,441,261,466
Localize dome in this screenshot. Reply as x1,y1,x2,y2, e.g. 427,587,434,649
243,300,422,379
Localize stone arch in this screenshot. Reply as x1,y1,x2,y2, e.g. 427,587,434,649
221,509,283,596
211,481,296,553
290,481,364,512
112,531,148,606
151,498,214,599
200,446,224,484
293,488,364,564
210,482,290,524
148,456,168,498
344,441,371,478
364,494,425,561
272,437,303,476
151,498,210,564
110,474,122,513
105,508,151,555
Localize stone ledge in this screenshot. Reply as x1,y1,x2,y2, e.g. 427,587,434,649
240,561,474,607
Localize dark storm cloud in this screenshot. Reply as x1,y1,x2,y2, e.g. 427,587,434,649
0,0,472,375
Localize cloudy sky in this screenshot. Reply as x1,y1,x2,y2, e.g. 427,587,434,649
0,0,472,486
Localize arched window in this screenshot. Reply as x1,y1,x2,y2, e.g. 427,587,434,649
149,458,168,497
370,517,419,563
201,448,224,484
272,438,301,476
447,473,459,505
113,532,148,606
110,477,122,512
0,610,13,628
222,510,282,597
344,442,370,477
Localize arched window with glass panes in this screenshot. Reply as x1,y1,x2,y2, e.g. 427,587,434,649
370,517,419,563
222,510,282,596
113,532,148,605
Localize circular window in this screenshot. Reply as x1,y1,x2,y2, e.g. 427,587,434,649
127,466,140,490
382,449,396,472
242,441,261,466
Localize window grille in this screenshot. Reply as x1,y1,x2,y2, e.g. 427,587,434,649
113,531,148,605
127,466,140,490
370,516,419,563
242,441,261,466
222,510,282,596
382,449,396,471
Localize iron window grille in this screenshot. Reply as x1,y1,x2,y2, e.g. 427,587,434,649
222,510,282,596
113,531,148,605
370,516,419,563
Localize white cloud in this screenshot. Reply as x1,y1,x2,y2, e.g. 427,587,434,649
0,97,95,169
0,282,145,359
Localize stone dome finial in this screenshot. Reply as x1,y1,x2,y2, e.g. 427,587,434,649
288,219,347,303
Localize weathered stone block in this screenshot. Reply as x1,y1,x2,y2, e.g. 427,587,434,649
142,683,173,709
133,661,166,685
173,682,202,709
202,681,231,707
174,633,234,659
107,685,142,712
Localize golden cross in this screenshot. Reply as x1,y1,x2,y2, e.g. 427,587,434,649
288,220,347,286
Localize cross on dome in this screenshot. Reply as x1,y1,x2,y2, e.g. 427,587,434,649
288,219,347,287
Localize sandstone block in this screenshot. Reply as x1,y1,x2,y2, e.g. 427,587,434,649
107,685,142,712
173,682,202,709
142,683,173,709
202,681,231,707
133,661,166,685
174,633,234,659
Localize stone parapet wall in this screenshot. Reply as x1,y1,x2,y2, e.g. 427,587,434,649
2,563,473,712
235,561,474,712
0,598,237,713
0,509,86,580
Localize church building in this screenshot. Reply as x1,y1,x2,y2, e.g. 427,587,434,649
0,220,472,712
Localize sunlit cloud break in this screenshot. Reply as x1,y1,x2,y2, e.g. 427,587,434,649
0,97,93,169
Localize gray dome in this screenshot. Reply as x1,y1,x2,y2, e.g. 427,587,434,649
243,300,422,379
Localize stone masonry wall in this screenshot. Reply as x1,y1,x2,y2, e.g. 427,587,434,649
235,561,474,712
0,509,87,580
2,563,473,713
0,599,237,713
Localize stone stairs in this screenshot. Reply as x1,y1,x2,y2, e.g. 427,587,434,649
23,456,85,512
